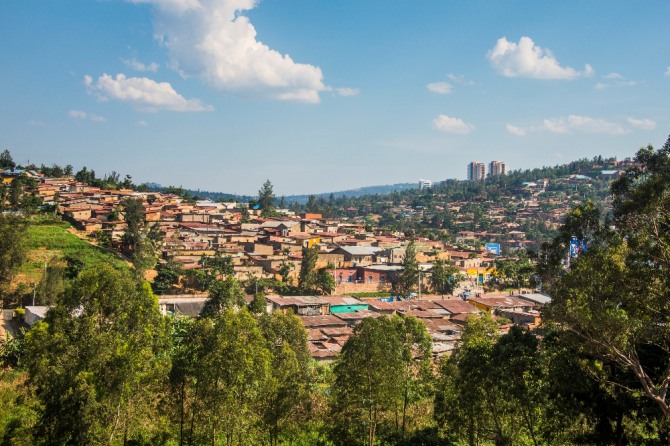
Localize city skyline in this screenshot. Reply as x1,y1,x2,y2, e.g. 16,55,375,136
1,1,669,195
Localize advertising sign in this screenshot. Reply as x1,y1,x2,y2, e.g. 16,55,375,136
485,243,501,255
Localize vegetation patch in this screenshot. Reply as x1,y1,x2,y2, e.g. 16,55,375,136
350,291,393,298
18,223,127,284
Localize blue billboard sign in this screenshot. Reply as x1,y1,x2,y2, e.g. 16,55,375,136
485,243,501,255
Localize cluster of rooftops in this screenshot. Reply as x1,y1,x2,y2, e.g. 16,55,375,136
155,292,550,362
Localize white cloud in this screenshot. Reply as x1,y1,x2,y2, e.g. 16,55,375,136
334,87,360,97
665,67,670,76
487,36,593,80
447,73,474,85
604,72,624,80
543,115,627,135
137,120,149,127
84,73,213,112
427,82,453,94
132,0,200,13
595,73,640,89
129,0,327,103
542,118,570,134
432,114,475,134
510,115,644,135
506,123,526,136
123,58,159,72
627,117,656,130
68,109,107,122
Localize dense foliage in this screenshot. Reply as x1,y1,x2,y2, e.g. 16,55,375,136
2,143,670,444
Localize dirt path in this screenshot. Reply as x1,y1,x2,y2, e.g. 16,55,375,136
0,318,22,340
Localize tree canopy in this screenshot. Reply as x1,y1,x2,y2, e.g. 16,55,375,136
545,135,670,432
24,264,169,444
395,240,420,297
258,179,277,217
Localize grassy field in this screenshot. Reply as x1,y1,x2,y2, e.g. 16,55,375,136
17,221,128,285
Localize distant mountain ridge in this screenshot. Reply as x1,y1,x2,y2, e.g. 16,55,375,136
143,182,420,204
283,183,419,204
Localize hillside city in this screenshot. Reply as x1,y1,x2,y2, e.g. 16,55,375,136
1,143,670,445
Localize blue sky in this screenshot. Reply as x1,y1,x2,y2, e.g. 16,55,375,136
1,1,669,195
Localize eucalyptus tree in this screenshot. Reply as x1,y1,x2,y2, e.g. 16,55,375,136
546,136,670,443
331,315,432,446
429,259,459,297
258,179,277,217
298,245,318,292
189,310,271,445
258,312,312,446
200,276,246,317
395,240,420,298
24,264,169,445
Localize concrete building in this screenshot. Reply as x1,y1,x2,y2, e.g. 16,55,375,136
419,179,432,190
489,160,507,177
467,162,486,181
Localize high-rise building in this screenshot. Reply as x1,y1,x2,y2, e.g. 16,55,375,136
488,160,507,177
418,179,432,190
467,162,486,181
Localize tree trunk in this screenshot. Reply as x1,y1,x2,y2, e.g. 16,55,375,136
368,404,374,446
179,379,186,446
369,406,377,446
615,410,623,446
188,378,200,446
402,385,409,436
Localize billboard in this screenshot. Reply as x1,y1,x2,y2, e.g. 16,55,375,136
485,243,501,255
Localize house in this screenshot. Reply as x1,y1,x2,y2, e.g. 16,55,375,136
358,264,402,284
335,310,381,325
467,295,537,314
266,296,330,316
260,220,301,236
332,268,359,284
24,306,48,326
329,246,382,267
300,314,348,329
516,292,552,306
244,242,274,256
158,296,208,317
434,299,482,318
496,308,542,327
308,341,340,363
320,296,369,314
384,246,406,264
63,206,92,221
366,299,415,315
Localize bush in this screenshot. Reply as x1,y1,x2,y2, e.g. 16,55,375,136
13,308,25,320
350,292,392,298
